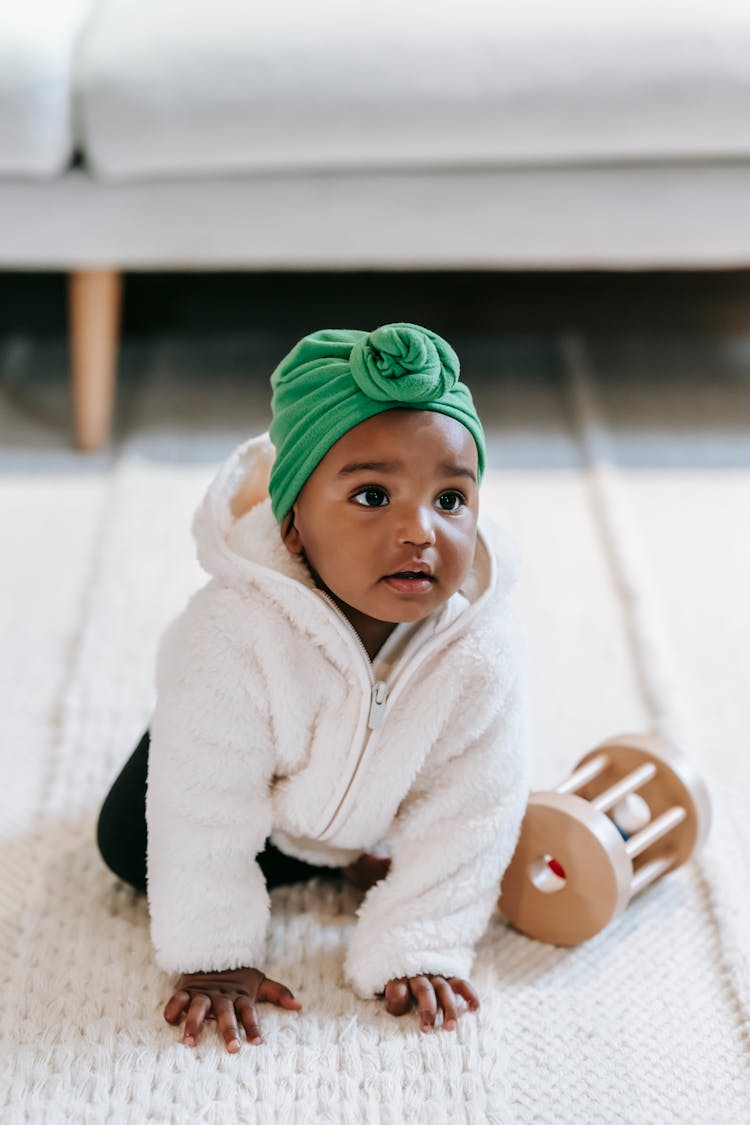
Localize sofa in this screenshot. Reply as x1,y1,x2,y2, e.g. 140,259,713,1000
3,0,750,450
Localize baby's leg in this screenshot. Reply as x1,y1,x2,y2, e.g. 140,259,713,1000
97,733,346,894
257,840,343,889
96,732,390,895
96,729,150,893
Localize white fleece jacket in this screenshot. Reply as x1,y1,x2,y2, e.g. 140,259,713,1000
145,431,532,1000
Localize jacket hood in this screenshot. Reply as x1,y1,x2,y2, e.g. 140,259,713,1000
191,431,521,609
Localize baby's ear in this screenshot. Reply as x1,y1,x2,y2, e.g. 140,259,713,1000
280,507,304,556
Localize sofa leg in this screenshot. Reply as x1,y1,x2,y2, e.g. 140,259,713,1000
68,269,123,451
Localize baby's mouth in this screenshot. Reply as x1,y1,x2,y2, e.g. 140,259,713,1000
385,571,435,581
382,570,436,592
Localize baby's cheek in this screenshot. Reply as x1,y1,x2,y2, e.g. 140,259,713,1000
432,560,465,600
443,524,479,580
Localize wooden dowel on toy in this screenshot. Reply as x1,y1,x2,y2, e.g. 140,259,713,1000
630,855,674,897
590,762,657,814
556,753,609,794
624,805,687,860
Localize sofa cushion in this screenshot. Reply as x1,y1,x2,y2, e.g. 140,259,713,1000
0,0,93,178
78,0,750,181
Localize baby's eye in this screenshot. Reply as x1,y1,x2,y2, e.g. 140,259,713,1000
352,486,389,507
437,491,465,512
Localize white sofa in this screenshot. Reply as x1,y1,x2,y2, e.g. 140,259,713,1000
3,0,750,449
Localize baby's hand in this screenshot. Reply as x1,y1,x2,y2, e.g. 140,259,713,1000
163,966,302,1052
382,975,480,1033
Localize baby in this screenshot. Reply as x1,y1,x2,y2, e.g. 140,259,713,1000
97,322,531,1051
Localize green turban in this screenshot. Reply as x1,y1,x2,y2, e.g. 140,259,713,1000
268,322,486,524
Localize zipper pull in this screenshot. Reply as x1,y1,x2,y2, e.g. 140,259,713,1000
367,680,388,730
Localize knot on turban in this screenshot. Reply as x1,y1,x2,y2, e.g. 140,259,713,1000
349,323,459,402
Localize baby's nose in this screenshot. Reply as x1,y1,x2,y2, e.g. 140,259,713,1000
398,509,436,547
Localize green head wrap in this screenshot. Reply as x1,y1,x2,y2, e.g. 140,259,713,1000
268,321,486,524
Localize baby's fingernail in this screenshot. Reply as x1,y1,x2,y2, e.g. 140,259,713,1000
228,1039,240,1052
183,1035,195,1047
250,1036,262,1045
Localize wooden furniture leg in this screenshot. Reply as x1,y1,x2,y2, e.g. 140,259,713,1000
68,269,123,451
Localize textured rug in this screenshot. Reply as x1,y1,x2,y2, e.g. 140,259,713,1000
1,332,749,1123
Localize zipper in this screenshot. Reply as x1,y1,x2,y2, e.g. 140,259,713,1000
312,582,495,841
311,588,389,838
368,680,388,730
315,588,389,730
279,526,497,841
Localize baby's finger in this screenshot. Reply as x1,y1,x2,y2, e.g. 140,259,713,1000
449,978,480,1012
182,993,212,1046
384,979,412,1016
212,995,242,1054
258,977,302,1010
408,975,437,1032
432,978,459,1031
164,990,191,1025
236,996,264,1046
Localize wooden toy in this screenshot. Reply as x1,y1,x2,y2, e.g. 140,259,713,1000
497,732,712,945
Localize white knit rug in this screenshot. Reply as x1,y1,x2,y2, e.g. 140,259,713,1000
1,332,749,1123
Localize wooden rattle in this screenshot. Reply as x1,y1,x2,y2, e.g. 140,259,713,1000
497,732,712,945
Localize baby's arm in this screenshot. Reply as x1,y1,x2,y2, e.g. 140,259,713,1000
146,591,279,1039
344,625,531,1009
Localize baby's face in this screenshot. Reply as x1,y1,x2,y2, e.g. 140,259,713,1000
281,409,479,632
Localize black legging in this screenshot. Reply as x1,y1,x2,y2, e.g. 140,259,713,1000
96,729,344,895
